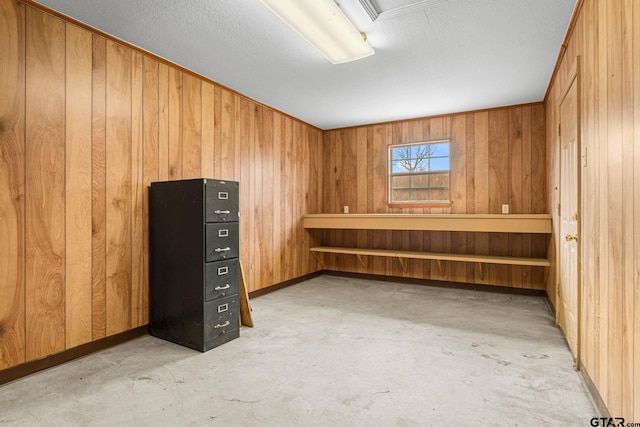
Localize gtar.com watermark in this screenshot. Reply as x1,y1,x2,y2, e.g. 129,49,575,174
590,418,640,427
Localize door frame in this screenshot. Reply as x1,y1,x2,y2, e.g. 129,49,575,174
557,56,582,368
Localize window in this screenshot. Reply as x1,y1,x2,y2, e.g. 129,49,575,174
388,140,450,204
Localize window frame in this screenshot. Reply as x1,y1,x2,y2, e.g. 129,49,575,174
387,139,452,208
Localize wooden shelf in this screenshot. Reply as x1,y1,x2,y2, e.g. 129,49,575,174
303,213,552,234
310,246,550,278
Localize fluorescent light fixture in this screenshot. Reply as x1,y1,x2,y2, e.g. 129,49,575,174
258,0,375,64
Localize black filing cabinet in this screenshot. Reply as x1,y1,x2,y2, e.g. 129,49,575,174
150,178,240,352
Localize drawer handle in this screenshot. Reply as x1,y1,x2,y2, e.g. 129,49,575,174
214,321,230,329
214,284,230,291
214,210,230,214
215,247,231,253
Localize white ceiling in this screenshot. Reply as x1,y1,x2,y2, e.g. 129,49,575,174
34,0,576,130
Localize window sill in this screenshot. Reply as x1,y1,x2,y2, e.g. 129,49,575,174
387,201,453,209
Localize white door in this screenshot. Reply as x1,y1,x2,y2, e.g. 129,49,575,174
558,76,579,362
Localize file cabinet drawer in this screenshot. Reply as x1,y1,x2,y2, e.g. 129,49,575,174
205,180,239,223
205,259,239,301
205,223,239,261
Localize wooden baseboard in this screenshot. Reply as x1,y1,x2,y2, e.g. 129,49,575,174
0,325,149,386
322,270,548,297
248,271,323,299
579,361,610,418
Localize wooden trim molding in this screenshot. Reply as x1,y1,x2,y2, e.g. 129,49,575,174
579,362,610,418
543,0,585,102
327,101,545,131
0,326,148,386
387,201,453,209
323,271,548,297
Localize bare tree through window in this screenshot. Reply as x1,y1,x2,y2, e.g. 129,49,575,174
393,144,436,173
389,141,450,203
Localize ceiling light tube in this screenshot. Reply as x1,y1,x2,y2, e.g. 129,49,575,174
258,0,374,64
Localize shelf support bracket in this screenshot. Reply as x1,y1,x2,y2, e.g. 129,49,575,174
437,260,444,276
311,251,324,268
478,262,484,280
357,254,368,269
397,257,408,274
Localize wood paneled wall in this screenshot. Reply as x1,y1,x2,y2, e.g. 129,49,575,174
0,0,321,370
545,0,639,419
320,105,547,289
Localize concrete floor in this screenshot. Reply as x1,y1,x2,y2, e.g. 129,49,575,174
0,275,597,426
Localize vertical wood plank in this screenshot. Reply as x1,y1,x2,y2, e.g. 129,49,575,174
474,112,489,284
65,24,93,347
596,0,609,401
356,127,368,214
220,89,235,181
300,125,311,274
508,107,523,214
474,112,490,215
582,0,598,381
0,0,26,369
201,81,215,178
530,104,546,288
488,110,509,214
130,51,143,328
290,120,303,277
521,106,532,288
167,68,182,180
272,112,282,282
316,128,323,215
531,104,546,214
465,114,476,281
282,116,294,280
105,40,132,336
343,129,358,272
508,108,523,287
333,129,344,271
252,105,264,289
449,115,467,282
233,97,242,185
91,35,107,340
620,0,634,416
371,125,387,274
320,131,335,269
213,86,222,178
606,0,623,414
405,120,423,277
262,108,275,288
321,131,333,215
25,8,66,360
450,115,467,213
157,63,169,181
237,97,251,288
633,0,640,418
488,110,509,286
356,127,368,272
421,120,432,278
141,55,159,325
181,73,201,179
307,128,320,272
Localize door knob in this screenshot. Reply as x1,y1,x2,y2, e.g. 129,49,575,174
565,234,578,242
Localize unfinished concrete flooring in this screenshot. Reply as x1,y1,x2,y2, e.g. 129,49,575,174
0,275,596,426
